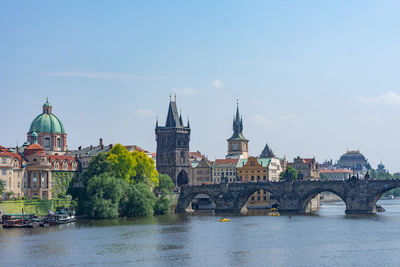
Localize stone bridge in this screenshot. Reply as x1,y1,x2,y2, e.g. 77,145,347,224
176,179,400,214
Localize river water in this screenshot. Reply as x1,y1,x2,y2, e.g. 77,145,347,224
1,199,400,266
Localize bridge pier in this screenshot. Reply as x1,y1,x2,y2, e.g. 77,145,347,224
344,197,376,214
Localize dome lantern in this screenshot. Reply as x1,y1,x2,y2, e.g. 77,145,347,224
43,98,52,114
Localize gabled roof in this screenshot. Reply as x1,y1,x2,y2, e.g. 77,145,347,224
213,158,239,168
237,158,271,168
23,143,46,156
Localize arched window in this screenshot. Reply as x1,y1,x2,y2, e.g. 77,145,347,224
62,161,68,170
13,160,18,168
72,161,77,170
54,161,59,169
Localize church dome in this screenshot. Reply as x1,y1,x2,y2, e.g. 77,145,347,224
339,150,366,161
28,100,65,134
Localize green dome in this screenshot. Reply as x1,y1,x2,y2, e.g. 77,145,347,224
29,113,65,133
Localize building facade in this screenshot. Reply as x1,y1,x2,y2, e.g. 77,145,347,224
319,169,353,180
237,157,282,208
155,97,191,185
288,156,320,180
190,158,212,185
212,159,239,183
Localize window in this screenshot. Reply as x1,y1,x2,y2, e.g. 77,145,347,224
18,181,20,188
44,137,50,147
72,161,77,170
2,158,6,164
33,173,37,188
263,176,266,180
251,196,254,201
54,161,59,169
41,175,45,188
257,176,260,181
2,170,6,176
257,196,260,201
263,196,267,201
14,160,18,168
62,161,68,170
57,138,61,148
1,180,6,187
251,176,254,181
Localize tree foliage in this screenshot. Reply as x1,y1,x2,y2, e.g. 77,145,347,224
155,174,174,195
120,183,156,217
73,144,171,218
131,151,159,187
280,166,299,181
106,144,137,183
86,173,125,219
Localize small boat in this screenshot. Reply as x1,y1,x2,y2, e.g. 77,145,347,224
270,212,280,216
219,218,230,222
43,208,76,225
269,208,278,211
2,214,39,228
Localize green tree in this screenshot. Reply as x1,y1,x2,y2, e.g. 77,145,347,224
155,174,174,195
120,183,156,217
280,166,299,181
131,151,159,187
83,153,113,184
154,195,171,215
86,173,126,219
107,144,137,183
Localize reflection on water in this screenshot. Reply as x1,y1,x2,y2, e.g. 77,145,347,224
1,199,400,266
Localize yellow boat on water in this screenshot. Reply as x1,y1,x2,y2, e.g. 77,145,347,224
219,218,230,222
269,208,278,211
270,213,280,216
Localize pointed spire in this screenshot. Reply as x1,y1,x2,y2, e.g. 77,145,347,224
187,116,190,128
169,92,172,101
156,116,159,127
179,109,183,126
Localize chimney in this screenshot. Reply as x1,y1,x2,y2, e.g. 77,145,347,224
100,138,103,150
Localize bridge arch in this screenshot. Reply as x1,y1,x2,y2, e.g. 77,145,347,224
299,188,347,212
233,183,281,213
176,191,217,212
370,184,400,209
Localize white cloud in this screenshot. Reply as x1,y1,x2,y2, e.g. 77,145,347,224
357,92,400,106
137,109,155,117
209,80,224,89
251,114,273,127
43,71,159,81
172,88,199,95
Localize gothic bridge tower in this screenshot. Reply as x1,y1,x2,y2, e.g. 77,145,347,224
226,101,249,159
155,95,191,185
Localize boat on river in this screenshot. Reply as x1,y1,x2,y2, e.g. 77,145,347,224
219,218,230,222
43,208,76,225
2,214,39,228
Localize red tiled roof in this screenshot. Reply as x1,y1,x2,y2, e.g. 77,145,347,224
48,154,76,163
24,143,46,156
213,159,239,165
0,151,22,161
304,158,315,164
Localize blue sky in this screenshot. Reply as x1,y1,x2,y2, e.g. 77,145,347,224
1,1,400,171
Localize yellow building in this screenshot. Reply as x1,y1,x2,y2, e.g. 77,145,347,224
237,157,282,208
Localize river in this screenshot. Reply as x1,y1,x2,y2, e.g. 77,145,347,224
1,199,400,266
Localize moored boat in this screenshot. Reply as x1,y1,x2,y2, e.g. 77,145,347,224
2,214,39,228
44,208,76,225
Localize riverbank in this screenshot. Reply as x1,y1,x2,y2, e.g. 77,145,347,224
0,199,71,216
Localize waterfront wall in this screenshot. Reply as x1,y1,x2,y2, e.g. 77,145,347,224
0,199,71,216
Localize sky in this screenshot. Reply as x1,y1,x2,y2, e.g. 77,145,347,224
1,1,400,171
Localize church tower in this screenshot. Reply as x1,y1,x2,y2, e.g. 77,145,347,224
155,95,191,185
226,101,249,159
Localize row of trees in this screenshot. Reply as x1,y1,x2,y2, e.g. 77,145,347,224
69,144,174,219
